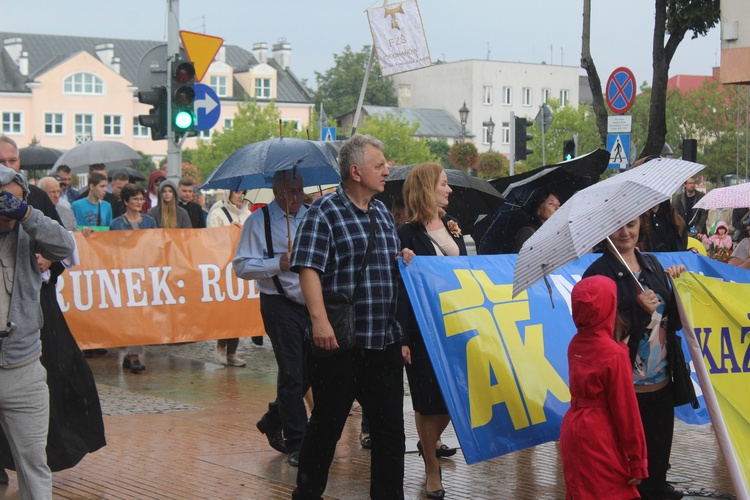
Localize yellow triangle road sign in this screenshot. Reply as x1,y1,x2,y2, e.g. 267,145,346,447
180,30,224,83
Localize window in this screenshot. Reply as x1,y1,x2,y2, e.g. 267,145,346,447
502,87,512,105
210,75,228,97
133,117,149,137
560,89,569,107
198,129,211,139
501,122,510,144
103,115,122,136
2,112,22,134
223,118,234,130
74,114,94,143
255,78,271,99
282,120,301,131
522,87,531,107
482,126,491,145
44,113,64,135
64,73,104,95
541,88,551,104
483,86,493,105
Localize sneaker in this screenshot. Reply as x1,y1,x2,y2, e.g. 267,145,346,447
215,345,227,365
226,355,246,367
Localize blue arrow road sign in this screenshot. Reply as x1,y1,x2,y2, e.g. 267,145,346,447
194,83,221,131
607,133,630,169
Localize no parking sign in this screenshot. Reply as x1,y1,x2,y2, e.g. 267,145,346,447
606,67,636,115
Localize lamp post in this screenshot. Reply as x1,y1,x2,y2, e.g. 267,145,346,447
483,117,495,152
458,101,469,142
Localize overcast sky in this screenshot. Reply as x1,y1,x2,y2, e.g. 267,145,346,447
1,0,720,90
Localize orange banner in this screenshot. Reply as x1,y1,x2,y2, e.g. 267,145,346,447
57,227,265,349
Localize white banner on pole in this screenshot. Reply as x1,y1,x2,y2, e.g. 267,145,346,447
367,0,431,76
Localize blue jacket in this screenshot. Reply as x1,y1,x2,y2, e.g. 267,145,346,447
110,214,157,231
0,208,75,367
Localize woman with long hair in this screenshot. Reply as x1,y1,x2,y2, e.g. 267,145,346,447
512,191,561,252
110,184,157,373
398,163,466,500
147,180,192,229
583,212,697,500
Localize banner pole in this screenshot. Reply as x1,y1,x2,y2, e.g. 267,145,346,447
351,0,387,137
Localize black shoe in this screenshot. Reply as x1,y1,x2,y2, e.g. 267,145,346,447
359,433,372,450
435,443,457,458
123,357,146,373
84,348,108,358
662,484,684,500
287,451,300,467
0,468,8,485
426,488,445,500
257,416,287,453
251,336,264,346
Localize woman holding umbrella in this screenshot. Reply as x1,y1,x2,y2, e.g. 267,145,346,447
582,213,697,500
398,163,466,500
512,191,560,253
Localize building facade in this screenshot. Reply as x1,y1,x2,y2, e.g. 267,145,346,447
0,33,314,165
391,59,581,155
720,0,750,85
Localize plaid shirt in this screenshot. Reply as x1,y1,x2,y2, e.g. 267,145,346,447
291,184,403,349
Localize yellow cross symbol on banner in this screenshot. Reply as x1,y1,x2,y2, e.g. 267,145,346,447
179,30,224,83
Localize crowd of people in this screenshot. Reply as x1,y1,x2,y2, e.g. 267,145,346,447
2,129,749,499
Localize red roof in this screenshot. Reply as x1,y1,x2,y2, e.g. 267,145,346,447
667,68,719,92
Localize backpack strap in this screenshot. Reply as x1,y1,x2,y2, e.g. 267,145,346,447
262,205,286,296
221,206,233,223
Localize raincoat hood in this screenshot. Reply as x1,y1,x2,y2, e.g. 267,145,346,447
158,179,178,198
571,275,617,337
147,170,166,194
715,220,729,233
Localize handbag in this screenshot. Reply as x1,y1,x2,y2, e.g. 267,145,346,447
313,209,377,357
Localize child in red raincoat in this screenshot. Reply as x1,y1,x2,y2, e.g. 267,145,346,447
560,275,648,499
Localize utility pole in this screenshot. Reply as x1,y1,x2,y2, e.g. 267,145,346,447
510,111,515,176
166,0,182,181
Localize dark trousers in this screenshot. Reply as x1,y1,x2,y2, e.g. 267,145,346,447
636,383,675,499
293,343,405,500
217,338,239,355
259,293,309,452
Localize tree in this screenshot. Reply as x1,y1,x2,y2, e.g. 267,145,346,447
188,99,303,180
314,45,397,122
525,99,601,170
359,113,436,166
426,139,451,169
132,151,157,181
581,0,720,158
477,151,508,179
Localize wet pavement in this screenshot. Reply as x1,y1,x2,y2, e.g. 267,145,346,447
0,338,737,499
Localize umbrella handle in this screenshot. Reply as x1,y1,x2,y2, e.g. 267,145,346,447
606,237,646,292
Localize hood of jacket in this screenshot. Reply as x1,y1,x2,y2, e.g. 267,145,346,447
715,220,729,234
159,179,178,198
147,170,166,194
220,189,250,215
571,275,617,338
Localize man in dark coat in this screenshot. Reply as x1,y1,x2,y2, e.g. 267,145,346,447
178,177,206,229
672,177,707,235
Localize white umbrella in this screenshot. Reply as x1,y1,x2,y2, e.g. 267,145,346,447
693,182,750,210
513,157,705,297
52,141,142,174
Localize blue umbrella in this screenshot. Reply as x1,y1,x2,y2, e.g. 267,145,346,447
201,137,341,190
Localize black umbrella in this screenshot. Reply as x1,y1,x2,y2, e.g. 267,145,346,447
376,165,504,235
19,145,63,171
476,149,610,254
109,166,145,182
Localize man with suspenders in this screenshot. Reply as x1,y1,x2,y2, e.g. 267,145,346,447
232,170,309,466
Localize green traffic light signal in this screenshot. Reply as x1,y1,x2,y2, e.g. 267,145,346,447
171,58,196,135
563,139,576,161
174,109,195,130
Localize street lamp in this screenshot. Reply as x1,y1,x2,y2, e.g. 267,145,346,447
661,142,674,157
458,101,469,142
483,117,495,152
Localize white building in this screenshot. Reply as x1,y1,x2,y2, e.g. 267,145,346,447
391,59,581,155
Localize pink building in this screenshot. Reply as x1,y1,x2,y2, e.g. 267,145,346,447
0,33,314,165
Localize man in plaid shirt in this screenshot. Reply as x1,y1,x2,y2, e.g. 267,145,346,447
291,134,414,500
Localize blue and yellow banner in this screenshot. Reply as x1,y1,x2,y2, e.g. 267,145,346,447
399,252,750,464
674,273,750,495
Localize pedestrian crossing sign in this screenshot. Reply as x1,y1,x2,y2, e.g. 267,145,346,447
607,133,630,169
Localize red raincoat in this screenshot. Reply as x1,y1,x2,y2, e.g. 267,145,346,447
560,275,648,499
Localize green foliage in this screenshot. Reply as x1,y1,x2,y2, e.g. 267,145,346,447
477,151,508,179
426,139,451,169
449,142,479,171
524,100,601,169
132,151,157,182
358,113,436,166
314,45,397,119
187,99,303,181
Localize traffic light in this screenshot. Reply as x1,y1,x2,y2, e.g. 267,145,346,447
137,88,167,141
563,139,576,161
514,116,533,161
171,57,196,135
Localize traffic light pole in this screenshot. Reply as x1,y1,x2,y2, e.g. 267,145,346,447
166,0,182,182
509,111,515,176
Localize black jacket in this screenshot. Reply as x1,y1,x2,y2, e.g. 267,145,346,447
179,200,206,229
397,216,467,343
